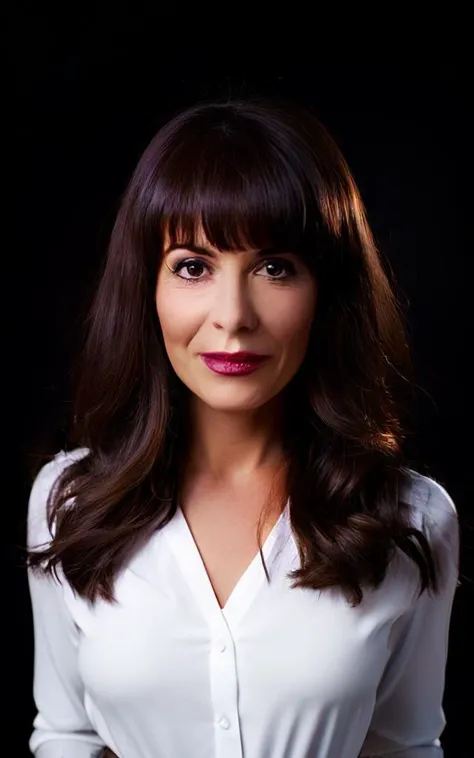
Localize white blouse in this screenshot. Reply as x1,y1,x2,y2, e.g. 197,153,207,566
27,448,459,758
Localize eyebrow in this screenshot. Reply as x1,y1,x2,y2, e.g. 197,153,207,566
163,242,281,259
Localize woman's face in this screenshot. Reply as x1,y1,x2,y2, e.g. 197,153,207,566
155,230,317,413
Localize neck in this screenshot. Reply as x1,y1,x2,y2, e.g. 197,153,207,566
184,395,285,484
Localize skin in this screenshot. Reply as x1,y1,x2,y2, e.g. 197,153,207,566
155,228,318,487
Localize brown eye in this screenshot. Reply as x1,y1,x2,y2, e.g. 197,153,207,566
256,259,296,280
173,259,210,280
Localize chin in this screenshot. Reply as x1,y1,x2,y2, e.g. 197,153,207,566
194,389,271,413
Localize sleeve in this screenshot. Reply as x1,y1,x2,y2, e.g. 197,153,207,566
27,451,106,758
359,477,460,758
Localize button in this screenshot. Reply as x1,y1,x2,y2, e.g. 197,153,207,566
216,639,227,652
218,716,230,730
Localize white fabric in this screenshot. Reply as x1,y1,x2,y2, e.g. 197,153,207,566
27,449,459,758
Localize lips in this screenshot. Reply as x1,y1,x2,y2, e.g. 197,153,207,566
200,352,269,376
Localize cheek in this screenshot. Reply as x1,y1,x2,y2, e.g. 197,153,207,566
268,289,316,343
156,288,202,347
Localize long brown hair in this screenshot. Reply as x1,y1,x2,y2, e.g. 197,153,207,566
28,98,439,606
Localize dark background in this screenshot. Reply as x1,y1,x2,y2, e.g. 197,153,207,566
9,10,471,757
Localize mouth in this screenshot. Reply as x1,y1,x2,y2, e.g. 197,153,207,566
200,352,269,376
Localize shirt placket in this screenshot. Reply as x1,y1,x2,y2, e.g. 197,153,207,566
209,612,244,758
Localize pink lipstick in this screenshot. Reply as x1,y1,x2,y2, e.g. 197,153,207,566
200,352,269,376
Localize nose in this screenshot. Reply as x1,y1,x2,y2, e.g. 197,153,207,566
210,273,259,334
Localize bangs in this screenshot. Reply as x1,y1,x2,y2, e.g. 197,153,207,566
143,108,324,259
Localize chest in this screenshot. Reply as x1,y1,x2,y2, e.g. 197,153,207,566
70,511,412,717
180,493,281,610
75,557,394,713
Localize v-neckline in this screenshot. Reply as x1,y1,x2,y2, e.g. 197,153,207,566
164,500,290,627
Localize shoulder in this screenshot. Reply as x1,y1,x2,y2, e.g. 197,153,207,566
27,447,90,549
401,467,457,530
399,467,460,572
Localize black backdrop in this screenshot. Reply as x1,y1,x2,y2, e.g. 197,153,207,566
10,10,471,757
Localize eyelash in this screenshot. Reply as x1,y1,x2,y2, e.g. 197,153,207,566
169,258,297,285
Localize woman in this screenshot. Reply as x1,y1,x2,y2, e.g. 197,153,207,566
27,98,459,758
